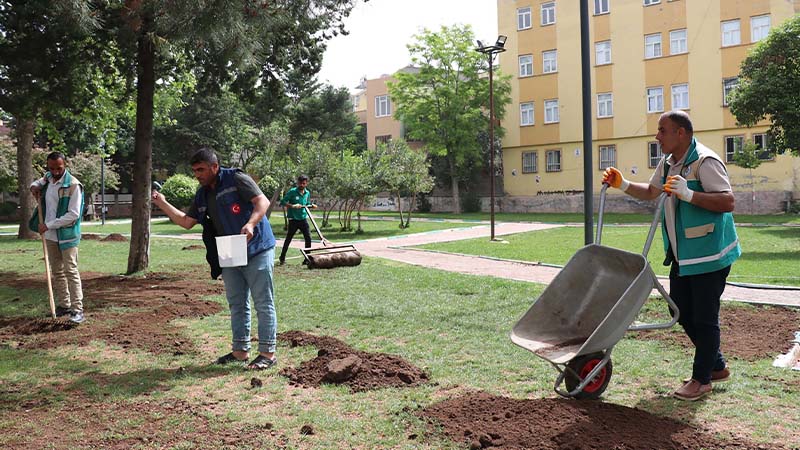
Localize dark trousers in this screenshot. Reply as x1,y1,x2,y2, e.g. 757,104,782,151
669,263,731,384
279,219,311,261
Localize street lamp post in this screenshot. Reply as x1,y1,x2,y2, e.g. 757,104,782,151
475,35,507,241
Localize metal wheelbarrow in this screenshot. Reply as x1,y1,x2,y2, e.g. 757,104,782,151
510,185,679,399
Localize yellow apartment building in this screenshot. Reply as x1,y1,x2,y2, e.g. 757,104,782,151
351,66,422,150
498,0,800,214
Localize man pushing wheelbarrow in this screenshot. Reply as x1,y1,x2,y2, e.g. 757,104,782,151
512,111,740,401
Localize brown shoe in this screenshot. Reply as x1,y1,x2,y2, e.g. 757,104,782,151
683,367,730,384
673,379,712,401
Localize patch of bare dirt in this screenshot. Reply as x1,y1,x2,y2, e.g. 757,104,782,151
0,270,223,355
101,233,128,242
637,304,800,361
181,244,205,250
420,392,783,450
81,233,100,240
278,330,429,392
1,397,282,450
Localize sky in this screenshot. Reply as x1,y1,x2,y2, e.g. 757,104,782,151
317,0,498,91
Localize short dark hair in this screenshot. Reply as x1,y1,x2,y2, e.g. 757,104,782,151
662,110,693,135
190,147,218,165
297,174,309,183
47,151,66,162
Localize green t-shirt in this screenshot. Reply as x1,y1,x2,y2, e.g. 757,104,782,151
280,186,311,220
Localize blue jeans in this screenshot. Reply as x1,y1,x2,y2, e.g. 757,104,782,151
221,247,276,354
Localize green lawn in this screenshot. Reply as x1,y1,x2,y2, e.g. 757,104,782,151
0,235,799,448
415,224,800,287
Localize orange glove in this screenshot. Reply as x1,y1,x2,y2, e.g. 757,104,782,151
602,167,629,191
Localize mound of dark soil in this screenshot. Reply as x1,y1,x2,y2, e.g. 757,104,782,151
101,233,128,242
278,330,428,392
420,392,783,450
638,304,800,361
0,270,223,355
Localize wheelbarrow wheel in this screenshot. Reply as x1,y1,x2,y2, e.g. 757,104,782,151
565,352,612,400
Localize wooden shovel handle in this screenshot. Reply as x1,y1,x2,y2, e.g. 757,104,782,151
38,195,57,319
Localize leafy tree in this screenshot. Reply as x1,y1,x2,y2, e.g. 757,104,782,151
63,0,359,273
289,84,357,141
0,1,114,239
67,153,122,220
388,24,511,213
295,138,343,227
729,14,800,156
732,142,765,214
374,139,434,228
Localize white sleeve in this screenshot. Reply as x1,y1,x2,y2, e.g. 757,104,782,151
47,185,82,230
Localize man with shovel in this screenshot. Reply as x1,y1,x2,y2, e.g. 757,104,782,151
603,110,740,401
152,148,278,370
29,152,86,324
278,174,316,265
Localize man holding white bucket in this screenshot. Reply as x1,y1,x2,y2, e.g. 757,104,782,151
603,110,740,401
152,148,278,370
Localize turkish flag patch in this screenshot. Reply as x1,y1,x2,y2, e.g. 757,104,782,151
231,203,241,214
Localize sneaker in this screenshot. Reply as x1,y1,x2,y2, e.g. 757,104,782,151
55,306,71,317
683,367,730,384
69,310,85,324
673,379,712,401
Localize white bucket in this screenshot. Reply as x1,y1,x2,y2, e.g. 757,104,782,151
215,234,248,267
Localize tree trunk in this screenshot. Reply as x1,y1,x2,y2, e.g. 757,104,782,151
405,193,417,228
15,118,37,240
126,32,155,275
395,192,405,228
266,190,281,218
448,154,461,213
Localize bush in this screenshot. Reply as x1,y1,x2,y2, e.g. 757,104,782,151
416,193,432,213
161,174,198,210
460,190,481,213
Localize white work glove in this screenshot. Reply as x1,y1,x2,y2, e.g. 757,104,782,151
665,175,693,202
602,167,629,192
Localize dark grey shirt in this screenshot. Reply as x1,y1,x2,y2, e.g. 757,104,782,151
187,171,263,233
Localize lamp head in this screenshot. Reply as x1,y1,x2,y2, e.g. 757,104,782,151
495,35,507,48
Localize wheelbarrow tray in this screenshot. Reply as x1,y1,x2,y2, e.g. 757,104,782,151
511,243,656,364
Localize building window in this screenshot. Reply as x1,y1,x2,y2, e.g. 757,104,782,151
599,145,617,170
753,133,774,160
541,2,556,26
722,20,741,47
645,33,662,59
544,99,560,124
522,151,538,173
751,15,771,42
375,135,392,146
647,87,664,113
671,83,689,109
542,50,557,73
519,55,533,77
375,95,391,117
670,29,687,55
597,93,613,118
595,0,609,15
546,150,562,172
724,135,744,163
595,40,611,65
520,102,535,126
643,0,660,5
648,141,663,168
517,7,532,30
722,77,738,106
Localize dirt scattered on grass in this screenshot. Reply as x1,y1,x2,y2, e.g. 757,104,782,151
81,233,100,240
101,233,128,242
1,397,282,450
278,330,429,392
0,270,223,355
637,304,800,361
420,391,784,450
182,244,205,250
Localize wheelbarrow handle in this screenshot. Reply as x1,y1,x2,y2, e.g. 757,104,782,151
596,184,668,258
